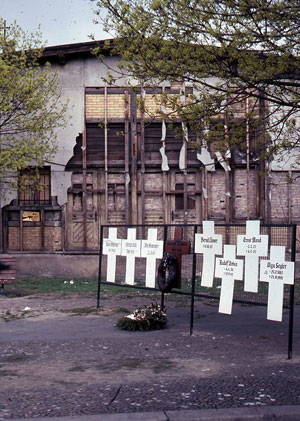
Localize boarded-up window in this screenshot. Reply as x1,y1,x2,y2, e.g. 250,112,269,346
19,167,51,205
86,123,125,162
175,183,195,210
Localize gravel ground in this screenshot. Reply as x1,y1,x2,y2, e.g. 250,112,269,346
0,291,300,419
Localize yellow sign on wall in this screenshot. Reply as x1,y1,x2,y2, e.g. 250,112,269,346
22,211,40,222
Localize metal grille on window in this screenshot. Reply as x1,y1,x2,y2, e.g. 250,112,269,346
19,167,51,205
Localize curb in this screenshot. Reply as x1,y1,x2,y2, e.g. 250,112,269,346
8,405,300,420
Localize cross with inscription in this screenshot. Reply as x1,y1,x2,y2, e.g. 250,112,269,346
215,245,244,315
237,220,268,293
165,227,190,288
195,220,223,287
141,228,164,288
102,227,122,283
260,246,294,322
121,228,141,285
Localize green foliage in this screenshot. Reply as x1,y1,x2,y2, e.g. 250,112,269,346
93,0,300,162
0,19,68,192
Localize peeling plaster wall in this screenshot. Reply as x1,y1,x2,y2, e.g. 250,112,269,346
49,55,130,206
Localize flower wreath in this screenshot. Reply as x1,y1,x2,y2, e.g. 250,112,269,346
157,253,178,293
116,303,167,331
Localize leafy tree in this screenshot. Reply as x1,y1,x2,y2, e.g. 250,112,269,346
0,19,68,193
92,0,300,162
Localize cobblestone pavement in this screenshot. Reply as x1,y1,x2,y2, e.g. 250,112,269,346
0,292,300,419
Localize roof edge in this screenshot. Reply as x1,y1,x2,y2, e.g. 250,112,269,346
42,38,114,61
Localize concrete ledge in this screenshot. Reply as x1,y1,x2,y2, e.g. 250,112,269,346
9,405,300,421
5,253,99,279
166,405,300,419
9,412,167,421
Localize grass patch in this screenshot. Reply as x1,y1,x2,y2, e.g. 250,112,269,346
0,370,18,377
2,310,31,322
4,278,144,296
4,275,299,307
113,307,130,314
68,365,86,372
2,353,28,362
96,359,143,372
62,307,103,315
152,359,176,373
122,359,142,369
5,278,99,294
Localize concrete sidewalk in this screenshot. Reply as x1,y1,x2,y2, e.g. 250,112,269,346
9,406,300,420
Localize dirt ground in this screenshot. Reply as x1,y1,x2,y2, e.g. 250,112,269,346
0,288,174,322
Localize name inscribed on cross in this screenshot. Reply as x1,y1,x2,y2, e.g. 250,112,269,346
237,220,268,293
102,227,122,283
141,228,164,288
195,221,222,287
260,245,294,321
215,244,244,315
121,228,141,285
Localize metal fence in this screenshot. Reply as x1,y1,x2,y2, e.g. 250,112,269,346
98,223,297,307
97,223,297,358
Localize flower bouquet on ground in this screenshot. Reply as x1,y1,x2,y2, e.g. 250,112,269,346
116,303,167,331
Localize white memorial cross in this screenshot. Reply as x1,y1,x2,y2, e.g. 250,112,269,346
195,221,223,287
237,220,268,293
102,227,122,283
141,228,164,288
121,228,141,285
260,246,295,322
215,244,244,315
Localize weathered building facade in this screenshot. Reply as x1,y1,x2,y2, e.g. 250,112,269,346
2,40,300,254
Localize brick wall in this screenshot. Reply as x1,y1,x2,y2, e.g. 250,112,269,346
8,226,62,251
209,170,226,219
23,227,42,250
269,172,289,222
85,93,128,119
44,227,62,251
290,173,300,221
8,227,20,251
85,92,180,120
234,168,257,219
85,94,104,119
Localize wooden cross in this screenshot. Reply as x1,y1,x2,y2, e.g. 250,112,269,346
260,246,294,322
215,244,244,315
165,227,190,288
102,227,122,283
195,220,222,287
121,228,141,285
141,228,164,288
237,220,268,293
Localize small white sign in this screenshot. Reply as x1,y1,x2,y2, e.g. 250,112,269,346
237,220,268,292
215,245,244,315
121,228,141,285
141,228,164,288
102,228,122,283
195,221,222,287
260,246,295,322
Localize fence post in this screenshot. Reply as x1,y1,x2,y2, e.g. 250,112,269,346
97,225,104,309
190,225,197,335
160,225,168,310
288,224,296,359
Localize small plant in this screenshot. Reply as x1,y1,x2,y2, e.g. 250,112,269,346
116,303,167,331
